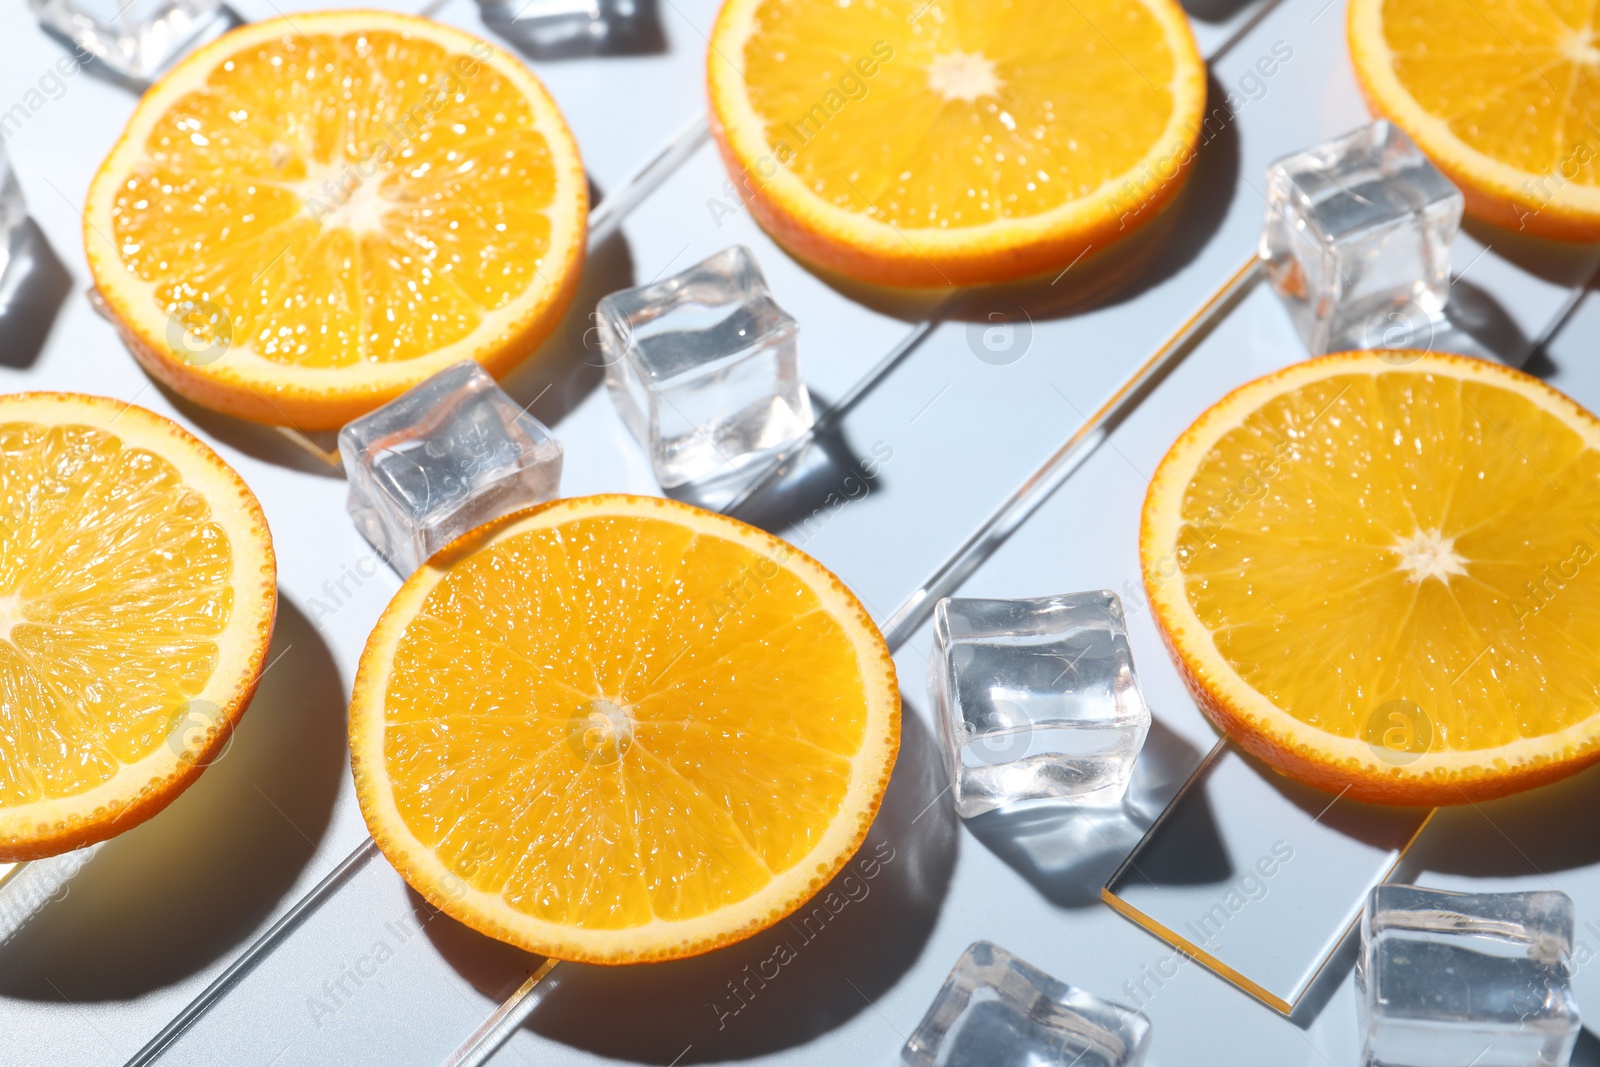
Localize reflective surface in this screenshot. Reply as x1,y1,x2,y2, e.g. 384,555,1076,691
1104,742,1433,1014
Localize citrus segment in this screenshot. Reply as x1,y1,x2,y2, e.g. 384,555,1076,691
86,11,587,429
0,393,276,860
1142,352,1600,805
350,495,899,962
1349,0,1600,239
708,0,1206,286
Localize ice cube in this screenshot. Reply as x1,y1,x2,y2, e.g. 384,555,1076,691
0,151,28,287
1357,884,1581,1067
474,0,648,54
928,591,1151,818
904,941,1151,1067
338,361,563,575
1261,120,1463,355
597,246,813,489
29,0,234,87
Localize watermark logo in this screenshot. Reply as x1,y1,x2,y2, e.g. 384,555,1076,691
1121,840,1294,1010
1513,141,1595,231
307,552,385,631
965,304,1033,366
1361,296,1439,364
705,40,896,228
166,697,230,766
569,305,619,367
1363,698,1432,766
709,841,895,1030
1514,527,1600,624
964,699,1032,764
307,903,438,1028
1112,40,1295,231
778,41,895,152
566,700,633,765
0,44,92,147
761,438,893,555
0,842,98,946
166,299,232,366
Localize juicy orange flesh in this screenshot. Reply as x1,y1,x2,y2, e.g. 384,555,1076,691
0,423,232,804
110,29,558,368
740,0,1180,227
1381,0,1600,184
382,515,870,929
1176,371,1600,752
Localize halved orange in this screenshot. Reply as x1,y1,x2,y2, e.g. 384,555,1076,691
86,11,588,430
1143,352,1600,805
0,393,276,860
349,495,899,963
1350,0,1600,240
708,0,1206,287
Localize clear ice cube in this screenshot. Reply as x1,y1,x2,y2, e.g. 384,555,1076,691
904,941,1151,1067
1261,120,1464,355
598,246,814,489
0,150,28,287
928,590,1152,819
475,0,646,54
29,0,234,87
1357,884,1581,1067
338,361,563,575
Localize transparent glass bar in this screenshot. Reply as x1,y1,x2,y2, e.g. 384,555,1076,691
1103,741,1433,1014
0,845,100,946
273,427,343,471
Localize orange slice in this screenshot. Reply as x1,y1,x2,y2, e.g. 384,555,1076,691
0,393,276,860
349,494,899,963
707,0,1206,287
86,11,588,430
1142,352,1600,805
1349,0,1600,240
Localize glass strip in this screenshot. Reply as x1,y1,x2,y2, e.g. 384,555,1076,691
125,839,381,1067
0,845,100,946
